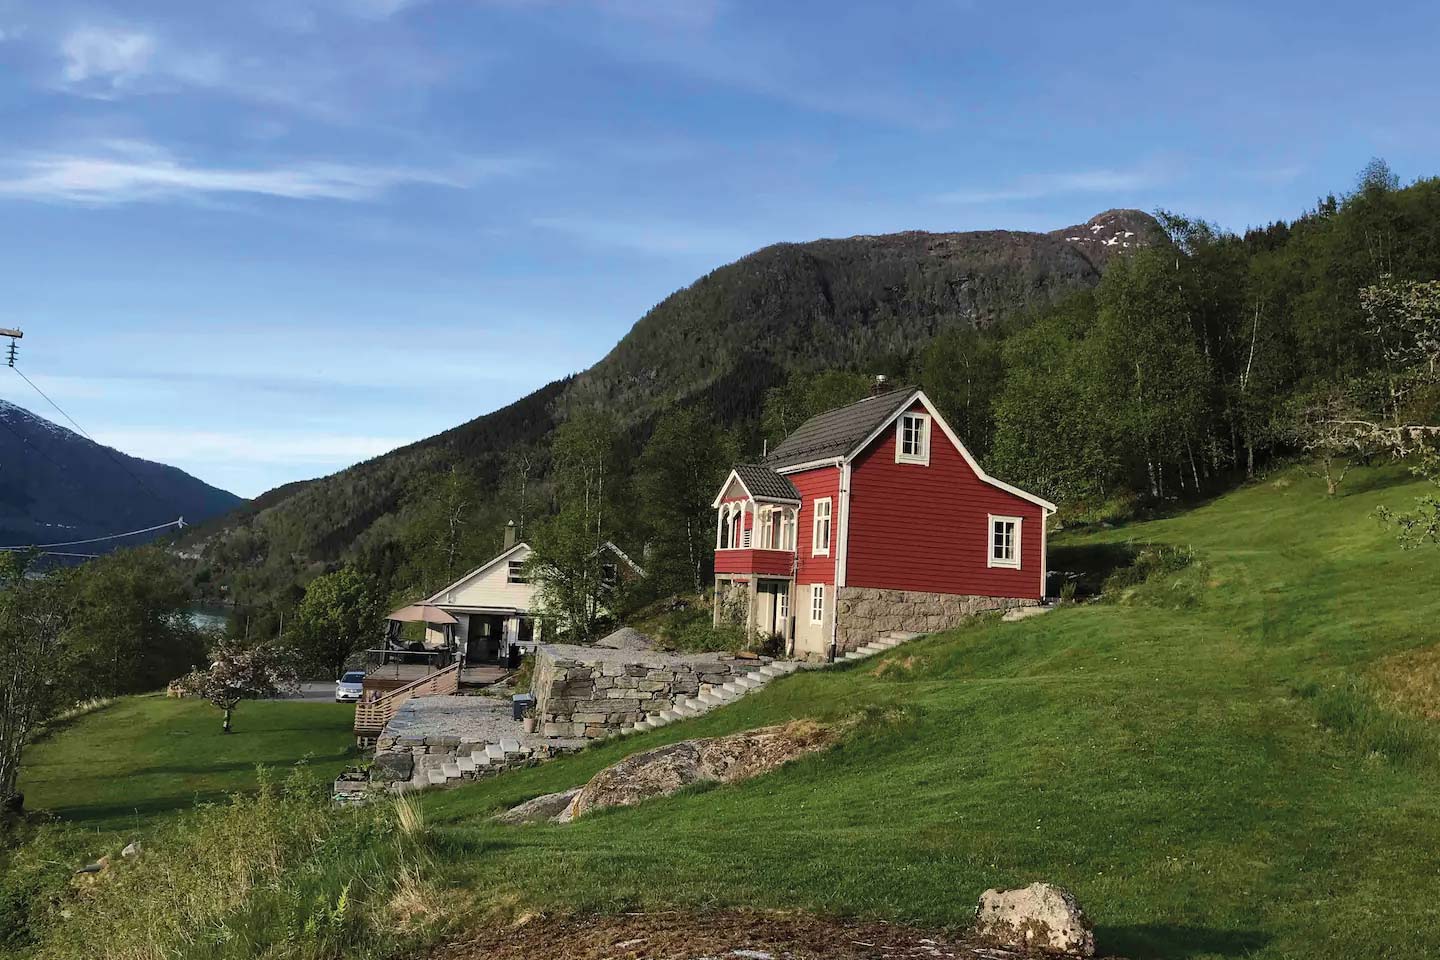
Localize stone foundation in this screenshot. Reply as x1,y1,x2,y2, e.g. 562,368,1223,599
834,587,1037,653
534,643,768,738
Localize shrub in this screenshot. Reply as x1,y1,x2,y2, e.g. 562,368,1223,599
1101,544,1196,593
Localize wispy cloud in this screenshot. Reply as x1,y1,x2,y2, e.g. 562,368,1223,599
93,427,411,466
59,25,158,93
531,215,762,260
0,140,532,205
936,163,1171,205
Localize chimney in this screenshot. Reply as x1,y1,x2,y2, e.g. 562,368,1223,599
870,374,889,397
503,520,517,549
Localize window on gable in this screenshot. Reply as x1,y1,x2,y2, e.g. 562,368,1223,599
896,412,931,464
988,515,1021,569
811,498,832,556
810,583,825,624
507,560,530,584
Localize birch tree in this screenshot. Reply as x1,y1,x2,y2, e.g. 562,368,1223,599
0,558,74,806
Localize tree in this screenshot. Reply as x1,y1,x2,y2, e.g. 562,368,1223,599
176,637,297,734
1286,383,1381,495
0,556,73,805
291,567,386,680
527,412,625,640
635,406,738,594
400,464,487,595
760,370,871,449
920,328,1004,458
64,546,203,699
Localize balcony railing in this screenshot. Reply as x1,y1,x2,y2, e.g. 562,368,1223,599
715,547,796,576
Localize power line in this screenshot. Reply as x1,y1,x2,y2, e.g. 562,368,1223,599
0,517,185,551
10,365,170,509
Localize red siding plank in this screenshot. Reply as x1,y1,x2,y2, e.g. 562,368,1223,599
845,402,1044,600
791,466,839,586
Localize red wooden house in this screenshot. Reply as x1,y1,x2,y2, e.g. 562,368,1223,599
712,384,1056,660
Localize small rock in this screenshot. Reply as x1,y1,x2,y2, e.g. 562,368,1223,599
973,882,1094,957
493,788,582,825
74,856,110,876
120,841,141,858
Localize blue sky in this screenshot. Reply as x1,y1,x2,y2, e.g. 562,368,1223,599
0,0,1435,498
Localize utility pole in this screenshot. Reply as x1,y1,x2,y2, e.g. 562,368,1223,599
1,328,21,368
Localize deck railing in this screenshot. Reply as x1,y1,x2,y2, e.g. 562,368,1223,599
353,661,461,739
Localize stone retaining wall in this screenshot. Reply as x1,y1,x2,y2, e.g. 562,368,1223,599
534,644,768,738
834,587,1037,653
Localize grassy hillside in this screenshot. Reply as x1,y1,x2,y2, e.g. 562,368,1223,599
18,696,358,831
14,466,1440,959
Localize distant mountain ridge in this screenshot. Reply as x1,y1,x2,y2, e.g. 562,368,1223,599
183,209,1163,593
0,399,243,551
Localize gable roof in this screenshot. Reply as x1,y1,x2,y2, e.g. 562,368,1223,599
423,541,531,604
711,464,802,507
764,387,917,470
734,463,801,501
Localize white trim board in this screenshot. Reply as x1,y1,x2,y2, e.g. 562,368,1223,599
844,389,1057,513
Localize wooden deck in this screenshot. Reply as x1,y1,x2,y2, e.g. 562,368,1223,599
362,662,512,692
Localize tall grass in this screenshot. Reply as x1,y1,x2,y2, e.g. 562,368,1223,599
1295,677,1439,766
30,770,443,960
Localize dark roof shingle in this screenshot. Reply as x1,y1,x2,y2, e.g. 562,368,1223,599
733,463,801,501
763,387,916,470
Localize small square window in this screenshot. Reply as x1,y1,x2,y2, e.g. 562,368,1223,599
896,412,930,464
810,584,825,624
988,515,1021,569
507,560,530,584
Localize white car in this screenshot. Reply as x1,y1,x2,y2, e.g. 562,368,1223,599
335,671,365,703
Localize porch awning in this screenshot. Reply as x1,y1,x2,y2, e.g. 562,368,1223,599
386,603,459,625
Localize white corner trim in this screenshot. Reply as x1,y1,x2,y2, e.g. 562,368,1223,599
835,462,851,589
845,389,1058,513
811,496,833,557
987,514,1022,569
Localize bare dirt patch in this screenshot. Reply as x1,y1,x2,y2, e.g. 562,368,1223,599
1377,644,1440,718
430,910,1046,960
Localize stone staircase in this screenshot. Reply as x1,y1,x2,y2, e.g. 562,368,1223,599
392,737,538,794
620,631,924,734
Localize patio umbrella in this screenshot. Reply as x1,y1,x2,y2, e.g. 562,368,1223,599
385,604,458,625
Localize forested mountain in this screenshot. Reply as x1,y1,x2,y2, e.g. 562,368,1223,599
0,400,242,551
181,209,1162,605
185,168,1440,622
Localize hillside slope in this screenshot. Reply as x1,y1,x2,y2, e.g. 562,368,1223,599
184,210,1161,586
0,400,242,549
26,466,1440,959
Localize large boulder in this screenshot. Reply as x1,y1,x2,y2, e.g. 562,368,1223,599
594,627,657,651
493,788,582,825
564,721,833,821
973,883,1095,957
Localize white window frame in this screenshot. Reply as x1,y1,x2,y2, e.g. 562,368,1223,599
777,587,789,624
781,508,796,551
987,514,1022,569
895,412,931,465
506,560,530,584
809,584,825,625
811,498,832,557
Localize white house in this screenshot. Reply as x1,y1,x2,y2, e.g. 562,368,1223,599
393,524,645,667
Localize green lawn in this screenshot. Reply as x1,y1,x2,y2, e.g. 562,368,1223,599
19,695,358,831
405,467,1440,960
14,467,1440,959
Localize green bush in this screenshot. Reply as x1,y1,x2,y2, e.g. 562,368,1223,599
1101,544,1196,593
